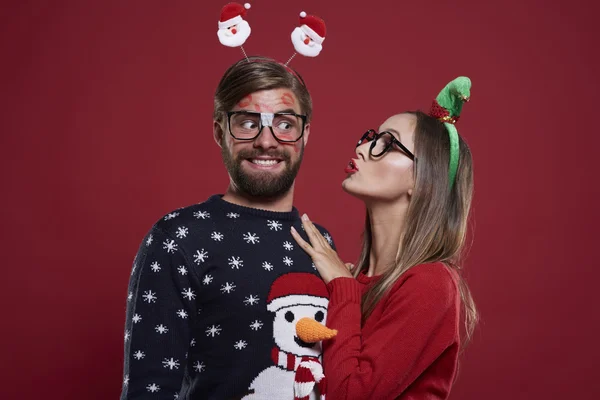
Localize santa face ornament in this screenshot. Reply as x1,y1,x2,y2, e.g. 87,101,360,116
291,12,326,58
217,2,252,47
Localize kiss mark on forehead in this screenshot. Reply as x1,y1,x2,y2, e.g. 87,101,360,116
281,93,296,106
237,95,253,108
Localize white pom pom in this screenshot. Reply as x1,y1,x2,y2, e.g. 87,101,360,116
300,11,306,18
244,3,251,9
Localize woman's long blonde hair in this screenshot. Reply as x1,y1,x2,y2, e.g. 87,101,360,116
354,111,478,347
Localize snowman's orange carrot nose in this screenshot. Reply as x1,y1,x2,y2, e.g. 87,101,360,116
296,317,338,343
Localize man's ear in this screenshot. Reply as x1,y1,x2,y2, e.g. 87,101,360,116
213,120,224,148
302,123,311,147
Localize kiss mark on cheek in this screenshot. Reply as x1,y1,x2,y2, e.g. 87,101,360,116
281,93,296,106
237,95,252,108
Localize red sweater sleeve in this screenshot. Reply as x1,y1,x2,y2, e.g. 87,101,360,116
323,265,458,399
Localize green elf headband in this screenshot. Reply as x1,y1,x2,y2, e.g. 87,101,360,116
428,76,471,190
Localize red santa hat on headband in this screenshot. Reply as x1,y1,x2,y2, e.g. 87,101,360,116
298,11,326,44
219,2,251,29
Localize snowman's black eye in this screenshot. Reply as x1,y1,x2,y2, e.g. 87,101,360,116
315,310,324,322
285,311,295,322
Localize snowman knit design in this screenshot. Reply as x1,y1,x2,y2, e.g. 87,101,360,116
120,195,335,400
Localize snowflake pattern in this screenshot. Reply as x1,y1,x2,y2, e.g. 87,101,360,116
243,232,260,244
176,227,188,239
234,340,247,350
177,309,188,319
190,338,196,347
133,350,145,360
142,290,157,303
267,220,283,231
206,325,222,337
211,232,224,241
244,295,259,306
177,265,188,275
155,324,169,334
250,320,263,330
164,212,179,221
227,212,240,218
262,261,273,271
194,249,208,264
193,361,205,373
220,282,236,293
181,288,196,301
163,239,178,253
228,256,243,269
193,210,210,219
283,241,294,251
124,330,131,342
283,256,293,266
162,358,180,370
146,234,153,246
147,383,160,393
150,261,161,272
128,291,133,301
324,232,333,245
123,374,129,386
132,314,142,324
202,275,213,285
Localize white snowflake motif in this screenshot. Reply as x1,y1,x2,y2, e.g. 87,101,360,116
181,288,196,301
193,361,206,373
250,320,263,331
267,220,283,231
124,330,131,342
283,256,293,266
283,241,294,251
227,212,240,218
190,338,196,347
133,350,145,360
262,261,274,271
324,232,333,245
146,234,153,246
312,262,316,270
131,264,136,276
244,295,259,306
147,383,160,393
177,265,188,275
220,282,236,293
194,249,208,264
228,256,243,269
162,358,180,370
211,231,224,241
150,261,161,272
132,314,142,324
234,340,247,350
123,374,129,386
127,291,133,301
177,309,188,319
176,227,188,239
143,290,157,303
155,324,169,334
243,232,260,244
202,275,213,285
193,210,210,219
164,212,179,221
163,239,178,254
206,324,222,337
174,394,180,399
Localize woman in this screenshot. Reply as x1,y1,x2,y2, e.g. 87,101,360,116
291,77,478,399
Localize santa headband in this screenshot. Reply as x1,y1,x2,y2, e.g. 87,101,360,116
216,2,327,67
428,77,472,190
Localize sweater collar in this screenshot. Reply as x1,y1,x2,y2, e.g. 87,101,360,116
207,194,300,221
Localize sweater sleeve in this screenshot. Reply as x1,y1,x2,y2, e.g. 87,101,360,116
322,267,458,399
120,225,198,399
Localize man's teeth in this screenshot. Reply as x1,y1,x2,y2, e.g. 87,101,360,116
252,159,278,166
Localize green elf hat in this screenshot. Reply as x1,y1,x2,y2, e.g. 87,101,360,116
428,76,471,190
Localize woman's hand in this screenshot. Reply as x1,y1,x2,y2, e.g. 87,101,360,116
290,214,353,284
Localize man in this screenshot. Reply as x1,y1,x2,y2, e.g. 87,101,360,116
120,57,336,399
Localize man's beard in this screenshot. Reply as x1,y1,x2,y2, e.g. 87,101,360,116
221,139,304,198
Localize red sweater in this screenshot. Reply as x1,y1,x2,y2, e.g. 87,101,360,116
323,263,460,399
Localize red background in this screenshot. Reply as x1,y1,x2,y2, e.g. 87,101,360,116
2,0,599,398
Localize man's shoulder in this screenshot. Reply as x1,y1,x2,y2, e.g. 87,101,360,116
148,195,222,234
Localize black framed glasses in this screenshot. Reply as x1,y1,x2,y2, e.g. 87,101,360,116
357,129,416,160
226,111,307,143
